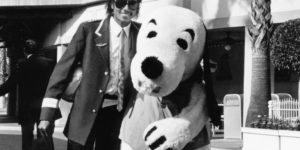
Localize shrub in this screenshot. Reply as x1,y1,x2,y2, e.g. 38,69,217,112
250,115,300,131
270,18,300,75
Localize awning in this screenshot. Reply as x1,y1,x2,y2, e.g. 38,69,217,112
0,0,105,7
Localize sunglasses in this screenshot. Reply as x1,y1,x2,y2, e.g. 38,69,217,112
115,0,140,10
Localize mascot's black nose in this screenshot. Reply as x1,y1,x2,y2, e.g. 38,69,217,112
141,56,163,79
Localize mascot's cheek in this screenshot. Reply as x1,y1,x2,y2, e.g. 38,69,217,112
130,56,146,91
158,63,185,96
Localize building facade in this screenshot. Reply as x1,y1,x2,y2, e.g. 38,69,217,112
0,0,299,126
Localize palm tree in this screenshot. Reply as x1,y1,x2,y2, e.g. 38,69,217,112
245,0,273,126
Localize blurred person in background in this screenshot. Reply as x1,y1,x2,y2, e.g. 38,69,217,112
0,38,60,150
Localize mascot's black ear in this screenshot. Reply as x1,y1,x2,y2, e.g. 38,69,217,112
202,32,222,126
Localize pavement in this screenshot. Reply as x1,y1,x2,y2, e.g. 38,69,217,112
0,123,242,150
211,129,243,150
0,123,67,150
211,139,242,150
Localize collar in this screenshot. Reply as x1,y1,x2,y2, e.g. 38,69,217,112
110,17,131,37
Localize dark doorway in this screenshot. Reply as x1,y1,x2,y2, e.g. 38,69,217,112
0,7,68,122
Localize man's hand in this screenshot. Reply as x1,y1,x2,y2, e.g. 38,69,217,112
38,120,51,137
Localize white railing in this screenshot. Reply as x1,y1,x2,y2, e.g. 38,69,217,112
268,98,300,123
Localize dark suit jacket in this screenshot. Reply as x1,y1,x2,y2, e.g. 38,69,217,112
40,17,140,145
0,54,56,124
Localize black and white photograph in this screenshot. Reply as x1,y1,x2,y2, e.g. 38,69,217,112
0,0,299,150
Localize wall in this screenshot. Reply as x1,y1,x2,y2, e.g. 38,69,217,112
189,0,300,29
45,0,300,47
44,0,187,47
0,0,102,6
43,4,107,47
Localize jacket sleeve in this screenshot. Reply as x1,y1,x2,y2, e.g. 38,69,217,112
0,73,17,96
40,22,86,121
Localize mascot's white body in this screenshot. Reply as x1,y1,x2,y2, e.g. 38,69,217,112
120,6,211,150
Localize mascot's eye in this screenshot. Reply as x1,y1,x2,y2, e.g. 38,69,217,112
149,19,157,25
147,31,157,38
185,29,195,41
177,38,188,50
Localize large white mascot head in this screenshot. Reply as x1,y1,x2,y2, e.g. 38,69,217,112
131,6,206,97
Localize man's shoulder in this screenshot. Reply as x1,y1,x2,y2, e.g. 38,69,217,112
132,21,141,28
77,19,103,33
81,19,102,27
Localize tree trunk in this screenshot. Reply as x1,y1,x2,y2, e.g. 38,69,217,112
245,0,272,126
298,76,300,100
246,53,271,126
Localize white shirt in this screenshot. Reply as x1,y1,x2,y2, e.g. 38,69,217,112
105,17,131,95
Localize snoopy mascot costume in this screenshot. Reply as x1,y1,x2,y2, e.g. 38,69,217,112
119,5,221,150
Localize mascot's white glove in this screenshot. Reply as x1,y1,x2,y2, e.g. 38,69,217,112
143,83,209,150
144,118,192,150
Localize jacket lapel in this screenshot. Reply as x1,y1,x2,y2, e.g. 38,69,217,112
94,17,110,67
128,22,140,59
94,18,140,68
